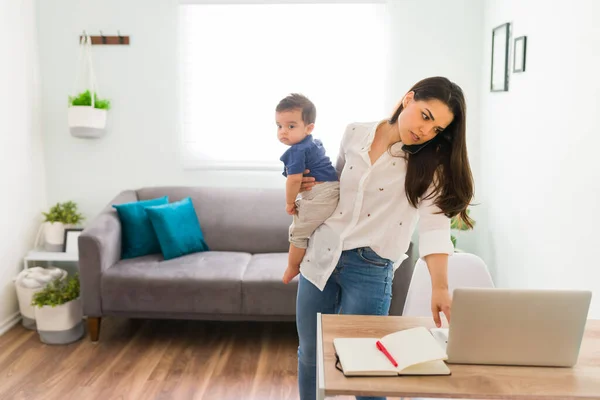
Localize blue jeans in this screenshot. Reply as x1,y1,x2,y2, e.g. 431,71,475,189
296,247,393,400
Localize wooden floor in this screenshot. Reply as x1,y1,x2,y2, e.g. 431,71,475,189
0,317,407,400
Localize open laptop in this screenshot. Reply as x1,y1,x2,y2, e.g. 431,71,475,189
430,287,592,367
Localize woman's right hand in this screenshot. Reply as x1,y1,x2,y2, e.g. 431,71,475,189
299,169,316,192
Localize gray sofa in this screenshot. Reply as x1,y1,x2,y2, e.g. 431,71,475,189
78,186,416,341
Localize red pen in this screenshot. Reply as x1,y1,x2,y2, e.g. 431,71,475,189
376,340,398,367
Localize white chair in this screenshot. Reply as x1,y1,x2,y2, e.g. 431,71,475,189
402,252,494,317
401,253,494,400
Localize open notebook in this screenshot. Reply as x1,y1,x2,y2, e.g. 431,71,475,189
333,326,451,376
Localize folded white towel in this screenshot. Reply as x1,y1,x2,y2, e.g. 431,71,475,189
14,267,67,289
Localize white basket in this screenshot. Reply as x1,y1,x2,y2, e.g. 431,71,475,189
35,297,84,344
13,267,67,330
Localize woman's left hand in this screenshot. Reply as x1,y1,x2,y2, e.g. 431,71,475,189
431,287,452,328
299,169,316,192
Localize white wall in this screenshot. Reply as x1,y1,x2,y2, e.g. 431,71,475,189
477,0,600,317
0,0,47,334
385,0,484,253
36,0,484,236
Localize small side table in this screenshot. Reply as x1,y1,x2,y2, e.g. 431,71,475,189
23,249,79,270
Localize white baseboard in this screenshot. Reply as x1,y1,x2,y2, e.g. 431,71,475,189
0,312,21,336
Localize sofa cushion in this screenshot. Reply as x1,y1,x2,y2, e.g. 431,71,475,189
112,196,168,259
101,251,250,314
241,253,298,316
145,197,209,260
136,187,290,254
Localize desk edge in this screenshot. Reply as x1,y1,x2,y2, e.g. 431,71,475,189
316,312,325,398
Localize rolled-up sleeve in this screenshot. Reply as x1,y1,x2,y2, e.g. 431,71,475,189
281,147,306,175
417,187,454,257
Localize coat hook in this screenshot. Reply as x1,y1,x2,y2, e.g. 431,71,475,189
118,30,124,45
100,30,106,44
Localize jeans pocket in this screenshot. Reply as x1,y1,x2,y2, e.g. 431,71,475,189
356,247,389,267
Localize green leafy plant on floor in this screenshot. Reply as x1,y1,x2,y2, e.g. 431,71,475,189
68,90,111,110
451,208,475,248
42,201,84,225
32,274,80,308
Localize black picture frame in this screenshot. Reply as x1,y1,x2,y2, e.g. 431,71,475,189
63,228,84,253
513,36,527,73
490,22,510,92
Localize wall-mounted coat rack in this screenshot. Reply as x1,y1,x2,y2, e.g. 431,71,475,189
79,30,129,45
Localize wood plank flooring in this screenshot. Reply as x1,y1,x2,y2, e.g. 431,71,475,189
0,317,407,400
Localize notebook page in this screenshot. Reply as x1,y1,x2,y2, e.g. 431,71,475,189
380,327,448,372
333,338,398,376
399,359,451,375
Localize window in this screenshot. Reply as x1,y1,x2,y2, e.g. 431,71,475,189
179,2,389,170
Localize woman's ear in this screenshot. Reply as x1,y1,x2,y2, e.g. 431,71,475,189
402,91,415,108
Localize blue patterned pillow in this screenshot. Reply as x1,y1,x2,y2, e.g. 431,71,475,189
113,196,169,259
145,197,209,260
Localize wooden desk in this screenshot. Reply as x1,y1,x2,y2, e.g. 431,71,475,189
316,314,600,399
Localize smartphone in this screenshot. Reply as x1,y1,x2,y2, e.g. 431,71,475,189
402,141,431,155
402,131,451,155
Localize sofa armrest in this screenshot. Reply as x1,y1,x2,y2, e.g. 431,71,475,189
78,190,138,317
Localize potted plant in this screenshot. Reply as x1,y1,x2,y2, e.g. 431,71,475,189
68,89,111,138
13,267,67,330
42,201,84,251
451,208,475,252
32,273,84,344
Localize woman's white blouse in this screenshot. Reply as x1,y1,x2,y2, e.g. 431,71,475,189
300,120,454,291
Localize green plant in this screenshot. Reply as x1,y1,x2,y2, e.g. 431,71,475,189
450,208,475,248
68,90,111,110
31,274,80,308
42,201,84,225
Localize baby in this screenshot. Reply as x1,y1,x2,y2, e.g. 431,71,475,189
276,93,340,284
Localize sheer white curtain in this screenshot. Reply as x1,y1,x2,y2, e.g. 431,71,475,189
179,2,389,169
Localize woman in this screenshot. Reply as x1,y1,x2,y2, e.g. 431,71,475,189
295,76,474,400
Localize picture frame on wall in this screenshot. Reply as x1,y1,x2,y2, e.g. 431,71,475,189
63,228,83,254
513,36,527,73
491,22,510,92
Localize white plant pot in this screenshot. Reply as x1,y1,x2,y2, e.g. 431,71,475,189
43,222,69,251
34,297,84,344
14,267,67,330
68,106,107,138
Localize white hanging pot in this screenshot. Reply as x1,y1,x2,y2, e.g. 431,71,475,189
43,222,67,251
34,297,84,344
68,106,107,138
68,34,109,139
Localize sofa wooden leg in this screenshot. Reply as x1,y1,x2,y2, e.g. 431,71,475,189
87,317,101,342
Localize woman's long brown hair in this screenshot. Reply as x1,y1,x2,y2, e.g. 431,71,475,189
390,77,474,228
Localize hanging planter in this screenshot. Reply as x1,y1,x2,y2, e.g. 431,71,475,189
68,34,111,138
32,274,85,344
68,91,110,138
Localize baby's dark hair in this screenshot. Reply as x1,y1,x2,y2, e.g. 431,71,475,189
276,93,316,126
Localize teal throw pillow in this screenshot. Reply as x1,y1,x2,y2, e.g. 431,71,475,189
145,197,209,260
112,196,169,259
